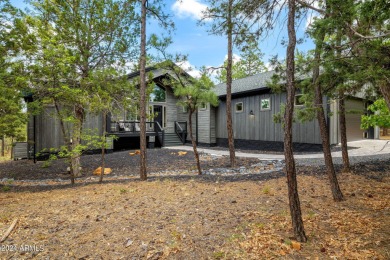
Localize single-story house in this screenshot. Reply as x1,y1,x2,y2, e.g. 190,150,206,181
25,66,380,159
213,71,375,149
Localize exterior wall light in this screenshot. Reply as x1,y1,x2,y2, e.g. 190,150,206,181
249,110,254,116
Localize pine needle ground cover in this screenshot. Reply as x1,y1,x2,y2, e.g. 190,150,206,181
0,163,389,259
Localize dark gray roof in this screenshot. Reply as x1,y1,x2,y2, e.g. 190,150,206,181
214,70,276,96
127,61,192,82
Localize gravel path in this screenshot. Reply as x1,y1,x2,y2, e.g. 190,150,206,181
1,142,389,183
0,149,259,181
296,153,390,166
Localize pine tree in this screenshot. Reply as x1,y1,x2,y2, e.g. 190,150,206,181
284,0,307,242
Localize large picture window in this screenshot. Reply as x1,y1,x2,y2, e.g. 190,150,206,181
260,98,271,110
149,84,166,102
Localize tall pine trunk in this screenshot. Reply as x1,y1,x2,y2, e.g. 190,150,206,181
1,135,4,157
313,32,344,201
379,84,390,111
99,112,107,183
70,104,84,184
339,92,350,172
285,0,307,242
139,0,147,180
188,110,202,175
226,0,236,167
54,101,75,183
335,34,350,173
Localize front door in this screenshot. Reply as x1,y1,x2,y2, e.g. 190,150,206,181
153,105,163,127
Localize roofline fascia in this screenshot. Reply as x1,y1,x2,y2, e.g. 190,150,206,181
217,87,272,99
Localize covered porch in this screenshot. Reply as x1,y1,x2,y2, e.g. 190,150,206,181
105,119,188,149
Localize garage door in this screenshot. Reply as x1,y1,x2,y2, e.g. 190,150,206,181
345,99,365,141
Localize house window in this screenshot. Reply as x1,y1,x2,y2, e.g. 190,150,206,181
295,94,304,106
260,98,271,110
183,106,188,113
200,102,207,110
149,84,166,102
235,102,243,113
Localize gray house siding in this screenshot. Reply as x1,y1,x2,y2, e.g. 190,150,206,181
176,100,216,145
29,106,103,154
176,103,188,122
198,104,212,144
210,106,216,144
83,113,103,136
164,86,177,134
27,114,34,158
34,105,65,152
178,104,216,145
216,92,323,144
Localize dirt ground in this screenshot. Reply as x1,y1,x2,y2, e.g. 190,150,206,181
0,149,259,181
0,153,389,259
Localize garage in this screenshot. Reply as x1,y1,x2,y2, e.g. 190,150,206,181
345,99,366,142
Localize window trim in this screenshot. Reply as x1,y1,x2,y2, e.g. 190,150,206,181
235,102,244,113
260,98,271,111
199,102,207,111
182,106,188,113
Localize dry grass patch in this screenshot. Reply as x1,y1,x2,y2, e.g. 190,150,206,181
220,173,390,259
0,171,389,259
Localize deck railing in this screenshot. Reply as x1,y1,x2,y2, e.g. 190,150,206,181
155,121,164,147
174,121,187,144
108,121,156,133
108,120,165,146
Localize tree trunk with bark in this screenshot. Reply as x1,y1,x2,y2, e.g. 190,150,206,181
54,101,75,183
335,33,350,173
339,92,350,172
313,33,344,202
70,139,80,185
139,0,147,180
226,0,236,167
285,0,307,243
379,83,390,111
189,110,202,175
1,135,4,157
99,112,107,183
69,104,84,184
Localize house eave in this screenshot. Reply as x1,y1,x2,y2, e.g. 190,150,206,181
217,87,272,100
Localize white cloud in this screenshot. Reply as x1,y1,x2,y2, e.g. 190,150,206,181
177,60,202,78
171,0,207,20
264,62,274,71
223,53,242,63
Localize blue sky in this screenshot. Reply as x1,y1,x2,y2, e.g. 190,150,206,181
10,0,316,77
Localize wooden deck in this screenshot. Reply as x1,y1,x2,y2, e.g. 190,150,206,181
107,131,158,138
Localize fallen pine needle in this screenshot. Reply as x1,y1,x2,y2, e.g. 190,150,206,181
1,218,18,243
